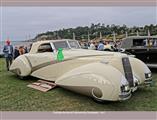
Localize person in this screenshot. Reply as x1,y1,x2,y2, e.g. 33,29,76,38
29,43,32,52
97,40,104,51
149,40,153,47
88,41,96,50
95,42,98,50
24,46,28,53
14,46,20,59
83,42,88,49
154,40,157,46
3,39,14,71
19,46,25,55
113,42,118,51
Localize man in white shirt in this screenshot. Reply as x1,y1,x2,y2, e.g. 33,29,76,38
88,41,96,50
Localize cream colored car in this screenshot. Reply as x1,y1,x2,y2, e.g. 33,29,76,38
10,39,152,102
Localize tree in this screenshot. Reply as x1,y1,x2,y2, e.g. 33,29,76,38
34,24,157,41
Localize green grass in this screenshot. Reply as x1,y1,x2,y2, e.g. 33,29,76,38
0,58,157,111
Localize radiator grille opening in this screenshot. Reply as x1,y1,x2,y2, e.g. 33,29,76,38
122,57,134,87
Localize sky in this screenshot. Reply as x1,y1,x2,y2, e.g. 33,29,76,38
0,7,157,41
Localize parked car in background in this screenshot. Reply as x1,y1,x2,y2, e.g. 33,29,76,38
121,36,157,68
10,39,152,102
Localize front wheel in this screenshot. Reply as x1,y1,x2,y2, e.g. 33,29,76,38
17,75,25,80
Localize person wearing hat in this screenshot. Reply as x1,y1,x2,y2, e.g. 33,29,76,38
3,39,14,71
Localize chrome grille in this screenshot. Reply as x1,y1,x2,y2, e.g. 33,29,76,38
122,57,134,87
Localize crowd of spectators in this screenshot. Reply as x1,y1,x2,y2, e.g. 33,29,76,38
3,39,31,71
80,40,120,51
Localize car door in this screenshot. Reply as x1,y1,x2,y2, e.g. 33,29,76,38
26,43,56,72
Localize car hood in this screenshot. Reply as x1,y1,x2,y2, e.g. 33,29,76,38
60,49,126,60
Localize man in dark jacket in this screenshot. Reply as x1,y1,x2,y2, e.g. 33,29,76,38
3,39,14,71
14,46,20,59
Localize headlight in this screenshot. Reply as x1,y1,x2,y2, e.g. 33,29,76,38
120,76,130,92
121,75,128,86
144,72,153,86
121,85,130,92
145,72,152,79
133,74,140,85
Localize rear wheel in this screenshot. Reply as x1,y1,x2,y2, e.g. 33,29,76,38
92,97,105,103
16,75,26,80
18,76,25,80
91,88,104,103
15,69,25,80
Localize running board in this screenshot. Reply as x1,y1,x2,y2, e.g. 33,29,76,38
27,80,57,92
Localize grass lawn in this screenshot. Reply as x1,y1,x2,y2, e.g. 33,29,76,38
0,58,157,111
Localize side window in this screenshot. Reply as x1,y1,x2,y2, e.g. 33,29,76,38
37,43,53,53
53,41,69,50
133,39,144,46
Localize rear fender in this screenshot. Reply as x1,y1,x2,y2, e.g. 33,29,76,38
9,55,31,76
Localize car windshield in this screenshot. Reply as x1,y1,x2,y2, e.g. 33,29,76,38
53,41,70,50
68,40,80,49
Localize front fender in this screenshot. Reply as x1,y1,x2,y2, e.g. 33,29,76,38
129,57,151,84
55,62,127,101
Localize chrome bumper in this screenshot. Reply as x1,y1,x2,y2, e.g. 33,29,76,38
144,78,153,86
119,90,131,101
131,86,138,92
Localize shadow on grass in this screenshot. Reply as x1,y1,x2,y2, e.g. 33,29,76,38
9,74,40,82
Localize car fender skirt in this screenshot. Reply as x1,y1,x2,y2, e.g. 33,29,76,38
92,87,103,99
55,62,124,101
59,85,103,99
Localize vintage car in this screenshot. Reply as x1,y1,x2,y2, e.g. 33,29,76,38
10,39,152,102
121,36,157,68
